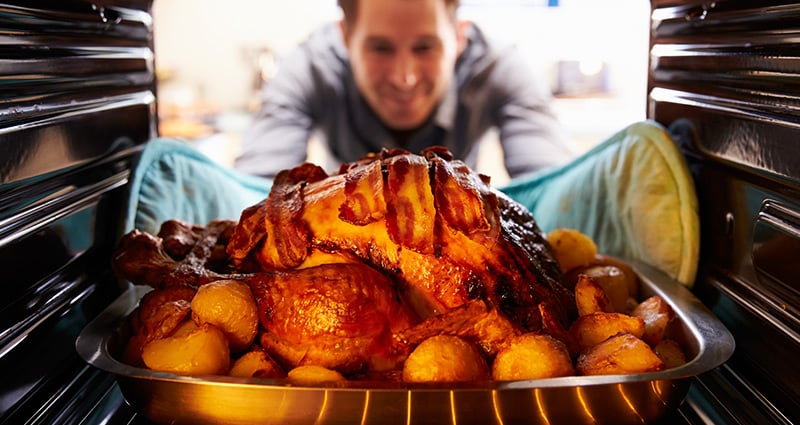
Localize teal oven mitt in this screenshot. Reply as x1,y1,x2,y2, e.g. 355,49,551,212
499,121,699,286
124,138,272,234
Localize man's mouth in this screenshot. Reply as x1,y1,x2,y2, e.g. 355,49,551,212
386,91,418,108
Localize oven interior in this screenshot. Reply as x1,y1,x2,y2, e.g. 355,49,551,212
1,0,798,424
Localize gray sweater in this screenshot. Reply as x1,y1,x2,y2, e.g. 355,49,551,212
235,22,574,179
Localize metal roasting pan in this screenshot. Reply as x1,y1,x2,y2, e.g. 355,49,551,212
76,260,734,425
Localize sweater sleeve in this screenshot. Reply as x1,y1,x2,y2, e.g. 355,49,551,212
488,46,577,178
234,39,321,178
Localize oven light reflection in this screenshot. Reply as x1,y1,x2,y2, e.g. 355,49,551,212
491,389,505,425
360,390,370,425
651,380,667,402
406,390,412,425
616,384,646,423
315,389,331,424
576,386,597,423
489,387,557,424
533,388,552,425
449,390,457,424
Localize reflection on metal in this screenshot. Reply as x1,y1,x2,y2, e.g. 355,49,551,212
490,389,505,425
406,389,412,425
448,391,457,424
575,386,597,424
0,0,156,186
313,389,327,424
533,388,551,425
649,1,800,421
617,383,646,424
361,390,371,425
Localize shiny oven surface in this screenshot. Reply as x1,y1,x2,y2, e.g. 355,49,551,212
0,1,154,424
649,0,800,423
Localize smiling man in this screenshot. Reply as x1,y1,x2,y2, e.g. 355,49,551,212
236,0,575,179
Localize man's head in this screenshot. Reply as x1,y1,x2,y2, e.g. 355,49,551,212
338,0,467,131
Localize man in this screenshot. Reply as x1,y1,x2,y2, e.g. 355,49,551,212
235,0,575,180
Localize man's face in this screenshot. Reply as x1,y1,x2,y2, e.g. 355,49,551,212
341,0,464,131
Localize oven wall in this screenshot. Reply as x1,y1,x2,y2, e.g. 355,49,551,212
648,1,800,423
0,1,155,423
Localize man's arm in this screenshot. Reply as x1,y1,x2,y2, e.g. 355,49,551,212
234,47,318,178
490,49,577,178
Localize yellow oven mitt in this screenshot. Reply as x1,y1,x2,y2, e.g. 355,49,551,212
500,121,699,286
124,137,272,234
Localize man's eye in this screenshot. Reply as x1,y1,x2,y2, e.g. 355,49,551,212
412,43,436,55
369,44,394,54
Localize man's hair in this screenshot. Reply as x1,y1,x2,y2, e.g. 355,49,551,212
338,0,460,26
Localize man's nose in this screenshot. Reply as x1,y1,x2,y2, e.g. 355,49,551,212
389,52,418,88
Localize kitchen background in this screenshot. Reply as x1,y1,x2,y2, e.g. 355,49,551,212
152,0,650,186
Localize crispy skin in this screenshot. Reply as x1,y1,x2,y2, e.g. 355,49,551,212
396,300,522,357
252,262,417,374
113,220,235,288
113,230,421,374
339,159,385,225
227,148,572,333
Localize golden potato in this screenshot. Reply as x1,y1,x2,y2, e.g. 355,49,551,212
592,254,640,299
191,279,259,352
653,339,687,369
492,333,574,380
630,295,675,346
576,332,665,376
121,333,148,367
403,335,490,383
546,228,598,272
171,319,199,336
287,365,346,385
229,348,286,379
576,265,630,313
141,323,230,376
574,274,611,316
570,312,645,351
128,286,194,330
122,287,195,366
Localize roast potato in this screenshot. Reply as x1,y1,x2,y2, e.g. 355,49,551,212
631,295,675,346
592,254,640,298
287,365,346,385
229,347,286,379
190,279,259,352
572,265,630,313
576,332,665,376
546,228,597,272
141,322,230,375
653,339,687,368
170,318,199,336
574,274,612,316
492,333,574,380
570,312,645,351
403,335,490,383
122,287,194,366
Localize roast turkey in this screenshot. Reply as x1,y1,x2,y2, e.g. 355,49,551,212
113,147,574,375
